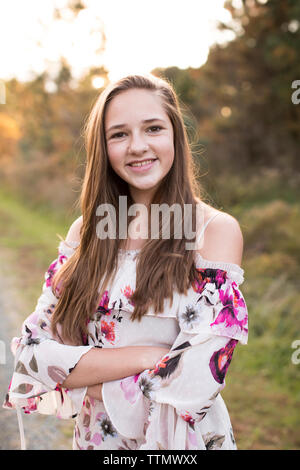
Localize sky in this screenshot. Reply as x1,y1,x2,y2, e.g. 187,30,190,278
0,0,236,86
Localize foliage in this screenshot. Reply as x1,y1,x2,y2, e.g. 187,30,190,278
154,0,300,173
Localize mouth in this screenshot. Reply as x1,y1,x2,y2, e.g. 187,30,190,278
126,158,158,172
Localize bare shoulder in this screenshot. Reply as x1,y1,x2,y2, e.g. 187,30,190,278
196,201,243,266
65,215,83,245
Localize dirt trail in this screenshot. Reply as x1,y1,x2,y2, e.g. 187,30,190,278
0,250,72,450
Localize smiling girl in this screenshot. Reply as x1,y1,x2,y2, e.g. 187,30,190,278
4,74,248,450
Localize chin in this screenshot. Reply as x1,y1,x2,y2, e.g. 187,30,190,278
131,183,159,192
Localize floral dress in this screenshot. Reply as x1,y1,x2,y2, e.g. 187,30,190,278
3,240,248,450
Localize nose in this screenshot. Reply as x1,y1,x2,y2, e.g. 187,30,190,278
128,131,149,155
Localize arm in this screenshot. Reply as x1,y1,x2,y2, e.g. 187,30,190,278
3,218,168,417
62,345,169,389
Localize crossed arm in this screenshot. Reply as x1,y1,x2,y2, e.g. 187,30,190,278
63,207,243,401
62,345,169,400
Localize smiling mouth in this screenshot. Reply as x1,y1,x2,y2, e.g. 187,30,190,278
127,158,158,167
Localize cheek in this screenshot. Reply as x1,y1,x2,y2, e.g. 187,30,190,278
106,143,124,170
158,138,174,168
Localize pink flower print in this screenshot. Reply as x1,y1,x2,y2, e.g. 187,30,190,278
45,260,58,287
192,268,227,294
209,339,238,384
101,319,116,344
180,411,195,430
54,384,65,403
211,283,248,338
58,254,67,264
215,269,227,288
23,398,37,414
151,355,170,375
121,285,134,300
46,255,67,287
91,433,102,445
96,290,113,316
232,283,247,310
120,374,141,404
192,276,206,294
45,255,66,292
121,285,135,306
99,290,109,310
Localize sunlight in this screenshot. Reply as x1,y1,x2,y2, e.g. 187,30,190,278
0,0,230,84
92,76,105,89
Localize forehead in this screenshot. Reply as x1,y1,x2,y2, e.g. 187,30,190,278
105,88,168,126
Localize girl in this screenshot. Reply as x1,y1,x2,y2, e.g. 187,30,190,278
3,74,248,450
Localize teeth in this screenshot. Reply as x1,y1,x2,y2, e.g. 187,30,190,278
130,159,156,167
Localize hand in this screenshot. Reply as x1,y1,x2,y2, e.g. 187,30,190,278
141,346,170,371
86,383,103,401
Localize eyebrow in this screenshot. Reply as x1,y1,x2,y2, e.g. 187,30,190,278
106,118,166,134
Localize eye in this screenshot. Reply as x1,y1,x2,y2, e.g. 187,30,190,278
148,125,163,133
110,132,126,139
109,126,163,139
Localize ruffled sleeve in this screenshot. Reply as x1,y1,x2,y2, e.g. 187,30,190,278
139,264,248,449
2,240,94,419
103,261,248,450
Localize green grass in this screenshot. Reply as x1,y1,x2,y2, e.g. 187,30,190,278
0,187,77,261
0,187,77,306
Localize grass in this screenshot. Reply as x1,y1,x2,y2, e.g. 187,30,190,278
223,339,300,450
0,187,77,305
0,184,299,450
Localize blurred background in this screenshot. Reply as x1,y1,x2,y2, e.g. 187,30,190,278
0,0,299,450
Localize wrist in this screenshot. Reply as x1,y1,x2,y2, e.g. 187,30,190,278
86,383,103,401
139,348,150,372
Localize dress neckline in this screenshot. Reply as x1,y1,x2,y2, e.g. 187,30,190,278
60,240,244,282
118,246,244,274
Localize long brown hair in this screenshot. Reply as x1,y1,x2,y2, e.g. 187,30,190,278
51,73,202,345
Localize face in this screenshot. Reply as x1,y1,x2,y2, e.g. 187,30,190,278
105,88,174,205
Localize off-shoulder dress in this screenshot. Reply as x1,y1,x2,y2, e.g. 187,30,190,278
3,218,248,450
